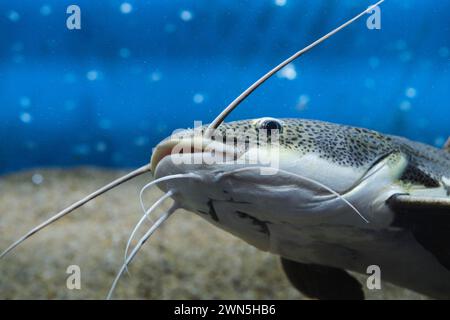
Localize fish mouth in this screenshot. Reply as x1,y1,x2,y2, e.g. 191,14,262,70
150,136,243,173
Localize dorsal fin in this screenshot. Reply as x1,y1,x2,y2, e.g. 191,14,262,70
444,137,450,152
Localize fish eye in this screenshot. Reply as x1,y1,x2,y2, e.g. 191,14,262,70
259,119,283,133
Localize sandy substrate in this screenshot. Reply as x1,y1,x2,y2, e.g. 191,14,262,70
0,168,427,299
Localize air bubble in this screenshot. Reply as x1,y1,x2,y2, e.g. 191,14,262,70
120,2,133,14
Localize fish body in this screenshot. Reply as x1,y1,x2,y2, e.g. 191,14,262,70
5,1,448,299
152,118,450,299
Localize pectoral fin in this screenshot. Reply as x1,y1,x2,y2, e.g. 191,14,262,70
280,258,364,300
387,194,450,270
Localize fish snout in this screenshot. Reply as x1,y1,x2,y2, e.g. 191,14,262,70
150,136,242,173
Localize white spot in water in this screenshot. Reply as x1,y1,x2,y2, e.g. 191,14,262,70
150,71,162,82
134,136,149,147
20,112,32,123
193,93,205,104
399,51,412,63
96,142,107,152
275,0,287,6
180,10,193,21
405,87,417,98
86,70,99,81
119,48,131,59
434,136,445,147
32,173,44,185
399,100,411,111
278,63,297,80
40,5,52,16
19,96,31,108
73,144,90,156
7,10,20,22
120,2,133,14
439,47,449,58
296,94,310,111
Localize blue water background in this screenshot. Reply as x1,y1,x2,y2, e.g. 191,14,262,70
0,0,449,174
